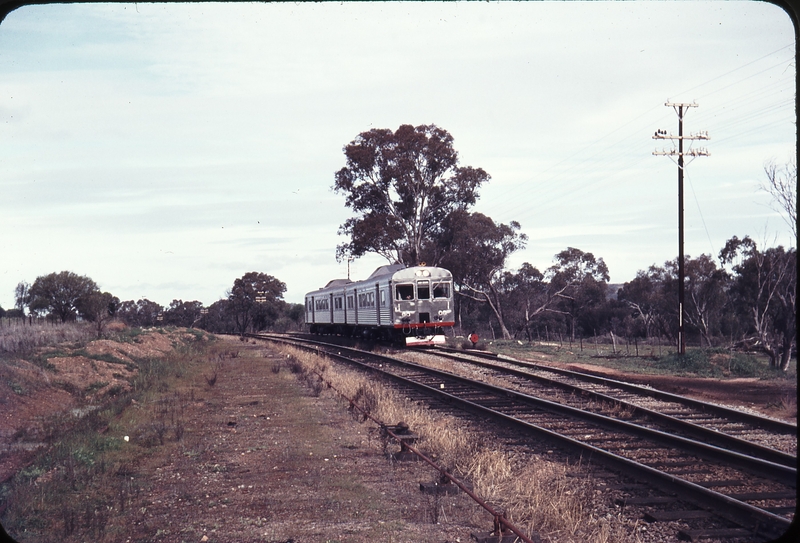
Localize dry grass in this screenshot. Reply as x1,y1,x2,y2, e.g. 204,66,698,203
767,393,798,420
0,321,97,355
278,346,637,543
0,331,220,542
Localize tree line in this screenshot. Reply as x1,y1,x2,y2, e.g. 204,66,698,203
450,240,795,371
2,124,793,372
332,123,796,371
3,271,304,338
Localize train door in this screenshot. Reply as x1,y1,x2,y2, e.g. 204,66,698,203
353,287,359,325
416,280,431,323
375,283,381,326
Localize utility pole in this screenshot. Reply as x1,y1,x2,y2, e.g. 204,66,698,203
653,101,709,355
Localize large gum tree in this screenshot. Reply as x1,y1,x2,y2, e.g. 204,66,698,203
333,124,490,266
26,271,99,322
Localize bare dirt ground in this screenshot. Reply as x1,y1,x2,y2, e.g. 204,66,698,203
1,331,796,543
121,339,488,543
1,334,491,543
0,329,185,487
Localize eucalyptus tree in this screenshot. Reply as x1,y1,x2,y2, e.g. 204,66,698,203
681,255,728,347
116,299,164,327
618,266,674,340
436,211,527,339
333,124,490,266
547,248,610,341
14,281,30,313
720,236,796,371
227,272,286,335
761,158,796,239
76,291,120,337
494,262,547,341
27,271,99,322
164,300,205,328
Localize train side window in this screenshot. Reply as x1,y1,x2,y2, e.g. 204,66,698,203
347,295,354,309
417,280,430,300
433,282,450,299
380,290,386,306
396,284,414,300
334,297,343,310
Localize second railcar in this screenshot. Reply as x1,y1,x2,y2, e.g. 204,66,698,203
304,264,454,346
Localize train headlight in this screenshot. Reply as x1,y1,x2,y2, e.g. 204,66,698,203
438,309,452,316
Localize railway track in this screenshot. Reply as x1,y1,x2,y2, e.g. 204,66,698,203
411,347,797,463
251,334,796,542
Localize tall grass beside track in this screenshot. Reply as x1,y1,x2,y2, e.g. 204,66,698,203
279,346,635,543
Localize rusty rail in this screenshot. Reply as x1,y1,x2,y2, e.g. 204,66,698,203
314,369,537,543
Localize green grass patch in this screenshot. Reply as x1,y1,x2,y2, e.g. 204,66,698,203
111,327,145,343
67,349,134,372
654,348,791,379
7,380,26,395
655,350,718,377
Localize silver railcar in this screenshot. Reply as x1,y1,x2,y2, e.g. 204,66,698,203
304,264,454,346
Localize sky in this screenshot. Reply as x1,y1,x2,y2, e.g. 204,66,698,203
0,1,796,310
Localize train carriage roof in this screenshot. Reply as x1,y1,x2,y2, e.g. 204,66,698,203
367,264,405,279
307,264,452,297
323,278,353,288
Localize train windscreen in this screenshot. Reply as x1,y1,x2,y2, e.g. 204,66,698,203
432,282,450,299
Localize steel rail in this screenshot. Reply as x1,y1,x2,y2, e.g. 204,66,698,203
302,341,796,485
438,346,797,434
426,349,796,468
334,354,793,539
308,364,537,542
259,334,794,483
253,334,794,539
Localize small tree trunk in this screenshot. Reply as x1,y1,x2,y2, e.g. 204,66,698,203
780,335,794,371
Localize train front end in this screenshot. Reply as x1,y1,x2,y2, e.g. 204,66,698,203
390,266,455,346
